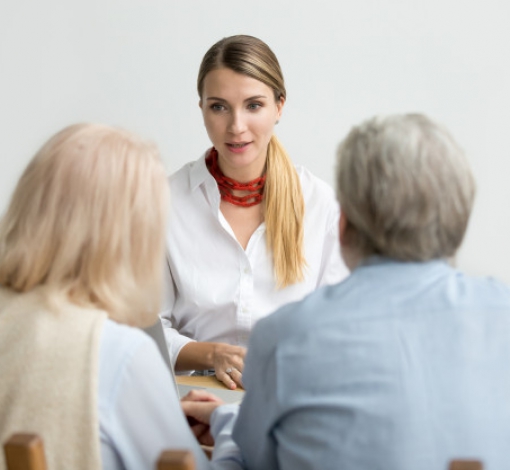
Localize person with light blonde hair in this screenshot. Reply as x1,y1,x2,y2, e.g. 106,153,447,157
183,113,510,470
0,123,244,470
161,35,349,389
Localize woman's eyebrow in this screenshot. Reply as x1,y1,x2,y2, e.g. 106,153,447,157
244,95,268,101
205,95,268,102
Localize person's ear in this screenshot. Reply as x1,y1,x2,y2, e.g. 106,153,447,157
199,99,203,110
339,210,359,272
276,96,285,122
339,210,349,247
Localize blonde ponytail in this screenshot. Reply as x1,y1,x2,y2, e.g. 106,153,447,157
197,35,306,287
264,135,306,288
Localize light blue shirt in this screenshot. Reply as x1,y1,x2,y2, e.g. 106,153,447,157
233,258,510,470
98,320,244,470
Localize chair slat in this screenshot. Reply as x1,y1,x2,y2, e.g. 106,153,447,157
157,449,195,470
3,433,47,470
449,460,484,470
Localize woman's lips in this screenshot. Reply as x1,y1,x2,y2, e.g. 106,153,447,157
226,142,251,153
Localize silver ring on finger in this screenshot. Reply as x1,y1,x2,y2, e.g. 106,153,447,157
225,367,235,375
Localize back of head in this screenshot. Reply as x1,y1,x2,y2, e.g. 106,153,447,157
0,123,169,326
336,114,476,262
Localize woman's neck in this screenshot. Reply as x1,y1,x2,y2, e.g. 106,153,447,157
217,160,266,183
206,148,267,208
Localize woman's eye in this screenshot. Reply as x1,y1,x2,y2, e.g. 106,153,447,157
247,103,262,111
210,104,225,112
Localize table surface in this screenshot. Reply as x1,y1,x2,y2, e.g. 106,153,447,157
176,375,244,391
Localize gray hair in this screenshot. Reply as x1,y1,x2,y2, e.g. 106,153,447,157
336,113,476,261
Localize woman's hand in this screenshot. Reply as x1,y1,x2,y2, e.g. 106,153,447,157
212,343,246,390
176,342,247,390
181,389,224,446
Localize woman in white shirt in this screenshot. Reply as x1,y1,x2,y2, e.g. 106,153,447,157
0,124,243,470
162,35,349,389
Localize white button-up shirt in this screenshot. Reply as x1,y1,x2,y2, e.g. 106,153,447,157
161,152,349,367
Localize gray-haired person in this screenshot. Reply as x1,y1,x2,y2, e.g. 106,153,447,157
183,114,510,470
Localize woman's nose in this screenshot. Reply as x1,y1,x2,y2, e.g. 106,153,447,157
228,111,247,134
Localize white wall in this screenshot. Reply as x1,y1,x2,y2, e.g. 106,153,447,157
1,0,509,283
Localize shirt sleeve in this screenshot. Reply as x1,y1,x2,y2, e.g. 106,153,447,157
99,335,209,469
159,257,196,368
99,333,243,470
210,405,245,469
232,323,281,470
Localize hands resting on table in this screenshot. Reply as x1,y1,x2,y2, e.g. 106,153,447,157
176,341,247,390
212,342,246,389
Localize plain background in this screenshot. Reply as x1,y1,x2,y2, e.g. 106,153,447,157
1,0,509,284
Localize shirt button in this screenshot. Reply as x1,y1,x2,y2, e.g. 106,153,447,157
244,267,250,274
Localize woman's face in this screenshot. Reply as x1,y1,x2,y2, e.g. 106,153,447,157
200,67,284,180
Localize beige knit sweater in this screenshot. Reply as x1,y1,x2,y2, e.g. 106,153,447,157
0,286,106,470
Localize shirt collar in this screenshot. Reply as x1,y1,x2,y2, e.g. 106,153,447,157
189,149,215,192
357,255,449,270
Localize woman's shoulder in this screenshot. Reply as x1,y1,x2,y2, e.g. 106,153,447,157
168,161,194,183
166,153,213,205
168,152,208,184
294,165,337,207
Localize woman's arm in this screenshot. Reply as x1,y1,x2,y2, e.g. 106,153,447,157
98,325,244,470
177,341,246,390
160,258,246,389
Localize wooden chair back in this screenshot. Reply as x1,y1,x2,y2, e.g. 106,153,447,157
3,433,195,470
3,433,482,470
449,460,483,470
157,449,195,470
3,434,46,470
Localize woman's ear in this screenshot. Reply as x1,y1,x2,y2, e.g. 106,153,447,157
276,96,285,121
